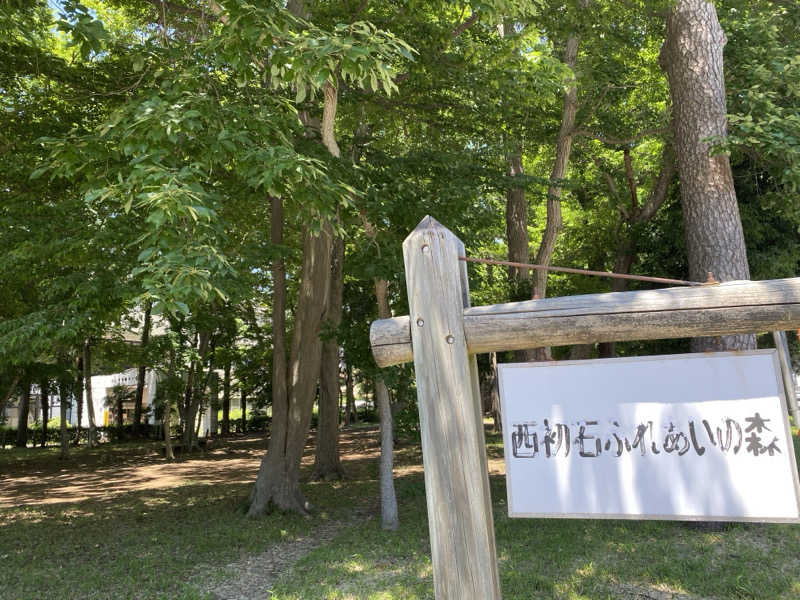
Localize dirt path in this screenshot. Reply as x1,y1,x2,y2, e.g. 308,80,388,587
0,427,383,508
195,503,377,600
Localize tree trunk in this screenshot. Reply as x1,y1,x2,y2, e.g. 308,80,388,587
15,379,30,448
506,152,529,283
270,194,288,450
183,331,210,449
75,355,83,445
661,0,754,352
209,372,219,436
374,277,400,530
40,378,48,448
133,301,152,437
313,236,345,480
489,352,502,433
345,361,357,424
533,32,581,301
240,387,247,434
83,339,97,447
58,379,70,459
249,225,333,516
222,361,231,436
0,375,19,426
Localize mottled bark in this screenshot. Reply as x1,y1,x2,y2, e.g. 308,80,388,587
313,236,345,480
15,379,30,448
249,226,333,515
83,339,96,447
661,0,754,352
133,302,152,436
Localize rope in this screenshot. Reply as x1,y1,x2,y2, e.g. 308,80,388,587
459,256,713,288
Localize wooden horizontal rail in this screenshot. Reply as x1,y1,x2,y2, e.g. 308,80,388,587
370,277,800,367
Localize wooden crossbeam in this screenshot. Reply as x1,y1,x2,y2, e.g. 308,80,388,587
371,276,800,368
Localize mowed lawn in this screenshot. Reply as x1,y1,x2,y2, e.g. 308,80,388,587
0,427,798,599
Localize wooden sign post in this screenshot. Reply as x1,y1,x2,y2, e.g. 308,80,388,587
403,217,501,599
374,216,800,599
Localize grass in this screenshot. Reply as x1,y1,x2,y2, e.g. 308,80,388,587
1,429,799,599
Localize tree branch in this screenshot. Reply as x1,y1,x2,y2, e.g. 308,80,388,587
631,143,676,224
451,12,480,38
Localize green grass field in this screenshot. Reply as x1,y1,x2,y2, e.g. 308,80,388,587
1,430,798,599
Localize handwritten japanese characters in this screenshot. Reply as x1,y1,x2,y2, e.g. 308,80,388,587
499,351,800,521
510,413,782,460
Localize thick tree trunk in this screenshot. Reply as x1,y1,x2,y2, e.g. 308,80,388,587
222,361,231,436
15,379,30,448
58,379,70,458
40,378,48,448
374,278,400,530
661,0,754,352
133,302,152,436
83,339,97,447
313,236,345,480
248,226,333,515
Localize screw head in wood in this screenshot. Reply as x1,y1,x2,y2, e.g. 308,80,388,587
421,244,430,254
416,318,424,327
445,335,455,344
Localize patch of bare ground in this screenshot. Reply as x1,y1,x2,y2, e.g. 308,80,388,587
0,426,381,508
194,503,377,600
609,583,706,600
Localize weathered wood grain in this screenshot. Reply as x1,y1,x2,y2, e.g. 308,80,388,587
371,278,800,367
403,217,501,600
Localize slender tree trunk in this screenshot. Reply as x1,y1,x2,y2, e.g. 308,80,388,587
15,379,30,448
345,362,357,425
533,34,581,301
58,379,70,459
313,236,345,480
75,356,83,445
240,388,247,434
374,278,400,530
83,339,97,448
0,375,19,426
249,225,333,516
661,0,754,352
270,195,288,449
209,372,219,436
488,353,502,433
506,152,529,283
40,378,48,448
222,361,231,436
133,302,152,437
183,331,210,449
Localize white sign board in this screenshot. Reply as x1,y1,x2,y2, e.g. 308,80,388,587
498,350,800,522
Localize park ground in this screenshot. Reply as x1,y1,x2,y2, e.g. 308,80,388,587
1,426,799,600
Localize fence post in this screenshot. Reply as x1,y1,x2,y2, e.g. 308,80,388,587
403,216,501,599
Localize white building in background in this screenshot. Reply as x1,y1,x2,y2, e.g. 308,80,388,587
76,368,159,428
